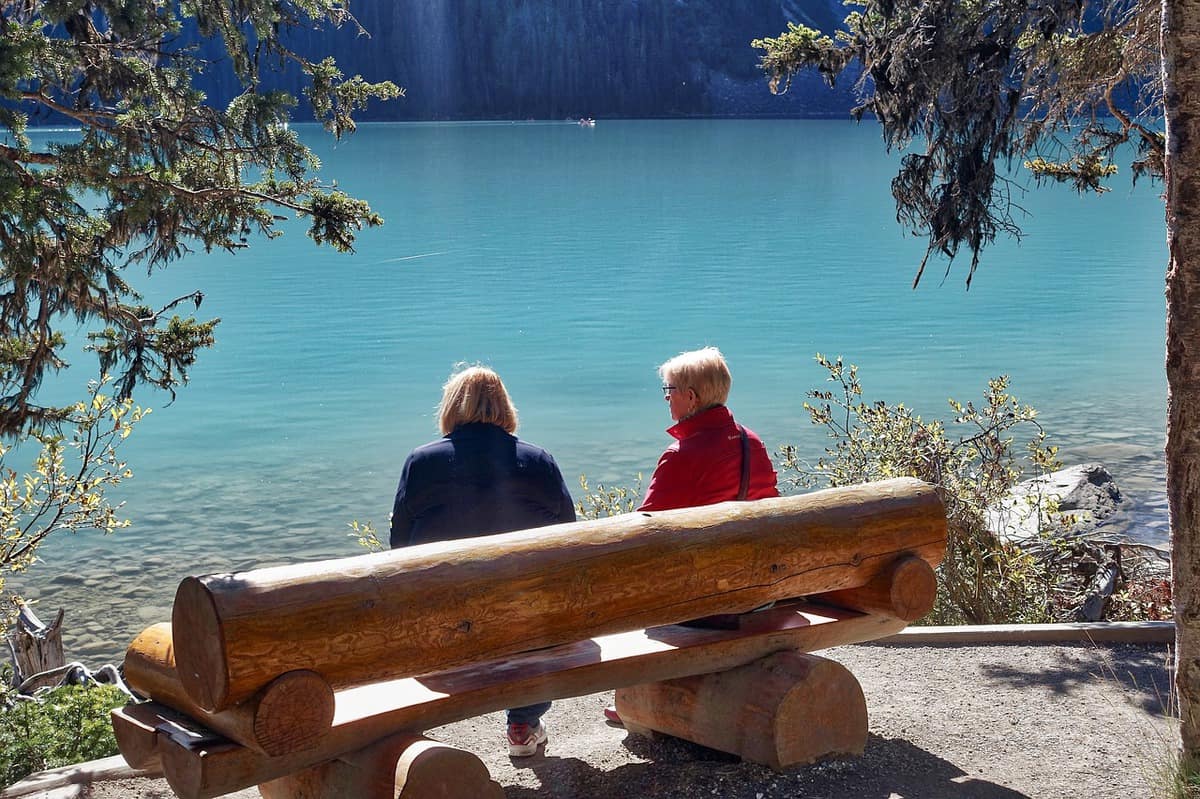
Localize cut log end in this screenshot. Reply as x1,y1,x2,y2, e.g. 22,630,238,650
122,623,334,758
124,623,182,704
393,737,504,799
172,576,230,712
885,555,938,621
157,733,214,799
110,705,163,772
816,554,937,622
258,734,504,799
253,669,336,756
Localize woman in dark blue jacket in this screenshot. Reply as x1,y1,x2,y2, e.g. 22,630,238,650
389,364,575,757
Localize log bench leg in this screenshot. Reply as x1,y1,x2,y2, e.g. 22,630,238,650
257,733,504,799
613,650,868,770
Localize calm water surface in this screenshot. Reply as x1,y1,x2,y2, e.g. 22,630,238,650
12,120,1169,663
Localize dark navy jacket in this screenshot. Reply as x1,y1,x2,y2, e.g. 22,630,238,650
389,422,576,548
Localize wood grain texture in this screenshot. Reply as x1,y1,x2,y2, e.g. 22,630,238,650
109,703,166,771
257,734,504,799
615,651,868,769
814,554,937,621
172,478,946,711
122,623,334,756
151,603,906,798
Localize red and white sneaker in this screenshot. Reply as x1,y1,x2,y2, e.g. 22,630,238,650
506,721,548,757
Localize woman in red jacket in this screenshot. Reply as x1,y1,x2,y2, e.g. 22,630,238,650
638,346,779,511
606,347,780,727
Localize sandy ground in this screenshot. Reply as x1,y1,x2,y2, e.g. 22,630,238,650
11,639,1170,799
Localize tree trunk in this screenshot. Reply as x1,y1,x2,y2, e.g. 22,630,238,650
1162,0,1200,757
5,603,64,687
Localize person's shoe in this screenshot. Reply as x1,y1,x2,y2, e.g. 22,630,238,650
603,705,624,726
506,721,548,757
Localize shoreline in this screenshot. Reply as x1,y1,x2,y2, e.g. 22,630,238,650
5,447,1173,669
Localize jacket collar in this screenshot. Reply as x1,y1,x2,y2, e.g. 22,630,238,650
447,422,513,440
666,404,733,440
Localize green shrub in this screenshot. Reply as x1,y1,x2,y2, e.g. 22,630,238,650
348,519,384,552
779,354,1068,625
575,474,643,519
0,683,127,789
1,378,145,634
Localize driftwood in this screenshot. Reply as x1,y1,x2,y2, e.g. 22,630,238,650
15,662,132,696
5,601,136,699
6,603,65,687
0,754,160,799
1078,547,1123,622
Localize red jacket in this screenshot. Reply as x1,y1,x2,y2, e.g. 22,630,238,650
638,405,779,511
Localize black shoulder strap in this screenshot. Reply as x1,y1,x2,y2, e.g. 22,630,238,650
737,424,750,501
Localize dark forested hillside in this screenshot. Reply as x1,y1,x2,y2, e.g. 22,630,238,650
207,0,859,120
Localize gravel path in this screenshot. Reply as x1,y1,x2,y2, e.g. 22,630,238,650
62,639,1174,799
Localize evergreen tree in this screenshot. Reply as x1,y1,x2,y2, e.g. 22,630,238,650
0,0,399,624
754,0,1200,763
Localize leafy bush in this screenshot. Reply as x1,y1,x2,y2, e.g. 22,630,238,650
575,474,643,519
348,519,384,552
779,355,1068,625
0,682,127,789
1109,575,1173,622
1,378,145,633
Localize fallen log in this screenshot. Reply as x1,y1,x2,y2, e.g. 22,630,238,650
1078,549,1122,622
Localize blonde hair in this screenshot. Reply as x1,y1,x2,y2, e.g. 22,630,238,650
437,365,519,435
659,346,731,410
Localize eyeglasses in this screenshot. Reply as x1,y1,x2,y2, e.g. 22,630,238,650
661,385,678,396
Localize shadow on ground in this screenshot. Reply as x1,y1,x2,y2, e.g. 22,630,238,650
976,642,1172,716
504,733,1029,799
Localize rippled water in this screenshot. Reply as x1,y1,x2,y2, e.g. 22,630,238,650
10,120,1169,664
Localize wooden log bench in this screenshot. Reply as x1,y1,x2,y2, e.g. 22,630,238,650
110,477,947,798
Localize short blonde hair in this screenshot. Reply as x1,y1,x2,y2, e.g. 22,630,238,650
437,365,519,435
659,346,731,410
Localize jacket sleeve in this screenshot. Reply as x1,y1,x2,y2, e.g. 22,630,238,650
637,447,691,511
552,460,577,524
750,434,781,499
389,453,416,549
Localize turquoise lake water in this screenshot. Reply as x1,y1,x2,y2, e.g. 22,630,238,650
13,120,1169,662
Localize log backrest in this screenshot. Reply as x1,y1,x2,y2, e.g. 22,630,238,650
169,477,946,714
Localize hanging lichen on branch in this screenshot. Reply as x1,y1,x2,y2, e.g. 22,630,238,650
752,0,1163,287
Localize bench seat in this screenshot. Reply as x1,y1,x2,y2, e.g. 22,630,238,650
114,600,902,799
